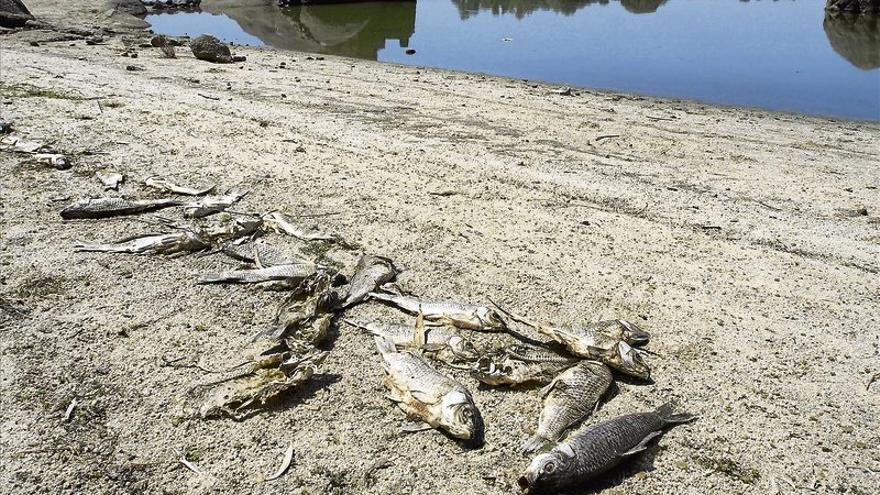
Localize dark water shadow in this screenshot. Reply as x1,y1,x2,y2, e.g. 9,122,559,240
824,12,880,70
452,0,667,19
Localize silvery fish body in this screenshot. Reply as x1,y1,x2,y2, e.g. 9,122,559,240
197,263,317,285
577,319,650,346
144,176,215,196
522,361,612,453
471,345,578,386
342,254,397,308
60,197,182,219
539,326,651,379
519,403,695,494
74,231,210,255
345,319,478,363
374,336,482,441
183,191,247,218
222,242,308,268
369,292,506,332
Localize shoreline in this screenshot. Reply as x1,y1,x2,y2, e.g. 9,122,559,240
2,2,879,495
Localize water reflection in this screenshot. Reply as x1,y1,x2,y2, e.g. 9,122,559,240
201,0,415,60
453,0,666,19
824,13,880,70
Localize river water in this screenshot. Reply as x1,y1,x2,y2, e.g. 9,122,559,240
148,0,880,120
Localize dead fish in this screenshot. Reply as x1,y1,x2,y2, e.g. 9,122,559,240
97,172,124,190
518,403,696,494
494,306,650,379
471,345,578,387
198,350,326,419
493,303,650,347
35,153,71,170
74,231,210,256
144,175,215,196
255,274,336,343
521,361,613,453
183,190,247,218
199,217,264,244
374,336,483,441
1,134,44,153
60,197,183,219
341,254,398,308
197,263,317,285
222,241,314,269
262,211,335,242
345,319,479,364
369,292,506,332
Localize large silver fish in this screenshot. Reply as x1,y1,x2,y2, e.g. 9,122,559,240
470,345,578,387
521,361,612,453
369,292,506,332
341,254,398,308
495,306,650,379
74,231,210,256
60,197,182,219
345,318,478,364
374,336,482,441
197,263,317,285
183,191,247,218
519,403,695,494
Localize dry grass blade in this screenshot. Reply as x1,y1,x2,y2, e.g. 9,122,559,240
63,398,77,422
265,445,294,481
179,456,202,475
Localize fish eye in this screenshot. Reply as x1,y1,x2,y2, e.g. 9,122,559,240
543,462,556,473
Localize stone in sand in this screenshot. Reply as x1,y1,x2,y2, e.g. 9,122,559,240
190,34,233,64
0,0,35,28
104,0,147,17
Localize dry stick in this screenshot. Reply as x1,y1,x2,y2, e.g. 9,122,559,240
646,115,675,121
595,134,620,142
197,93,221,101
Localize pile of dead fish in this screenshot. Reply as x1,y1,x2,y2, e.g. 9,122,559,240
61,177,695,494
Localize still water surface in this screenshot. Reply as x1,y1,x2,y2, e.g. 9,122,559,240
148,0,880,120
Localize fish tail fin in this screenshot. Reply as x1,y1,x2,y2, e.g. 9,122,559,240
373,335,396,357
73,241,109,252
521,434,550,454
656,402,697,426
196,273,227,284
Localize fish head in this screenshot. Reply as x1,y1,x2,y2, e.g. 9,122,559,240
470,355,514,385
616,319,651,346
518,447,576,493
448,336,479,361
610,341,651,380
476,307,507,331
439,390,480,439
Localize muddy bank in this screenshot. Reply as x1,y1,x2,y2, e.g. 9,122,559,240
1,2,879,495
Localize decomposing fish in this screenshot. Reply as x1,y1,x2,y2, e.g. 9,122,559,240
35,153,71,170
374,336,483,441
1,134,44,153
183,190,247,218
222,241,308,268
60,197,183,219
199,217,264,244
493,303,650,347
144,175,216,196
369,292,506,332
341,254,397,308
345,318,479,364
521,361,613,453
197,263,318,285
74,231,210,256
518,403,695,494
198,350,327,419
494,305,650,379
254,274,336,343
471,345,578,387
97,172,125,190
262,211,335,242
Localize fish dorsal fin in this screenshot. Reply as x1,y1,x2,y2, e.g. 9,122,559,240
413,307,427,349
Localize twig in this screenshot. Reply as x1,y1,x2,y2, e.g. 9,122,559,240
646,115,675,121
265,445,294,481
595,134,620,142
63,398,77,422
160,355,221,374
197,93,220,101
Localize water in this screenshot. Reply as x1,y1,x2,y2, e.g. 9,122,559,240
147,0,880,120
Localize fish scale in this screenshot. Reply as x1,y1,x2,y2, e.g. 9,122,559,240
197,263,317,284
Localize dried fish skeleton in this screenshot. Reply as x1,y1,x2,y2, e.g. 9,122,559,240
60,197,182,219
494,306,651,379
341,254,398,308
262,211,335,242
521,361,612,453
253,274,336,344
375,336,483,441
470,345,578,387
197,263,318,285
519,403,695,493
222,241,312,268
369,291,506,332
74,231,211,256
144,175,215,196
183,190,247,218
345,318,479,364
198,350,327,419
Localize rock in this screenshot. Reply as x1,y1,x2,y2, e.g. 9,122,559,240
405,48,416,55
232,54,246,62
0,121,12,134
0,0,35,28
105,0,147,17
190,34,233,64
150,34,168,47
142,0,201,8
825,0,880,13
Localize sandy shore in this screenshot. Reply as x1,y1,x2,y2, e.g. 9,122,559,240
1,2,879,494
